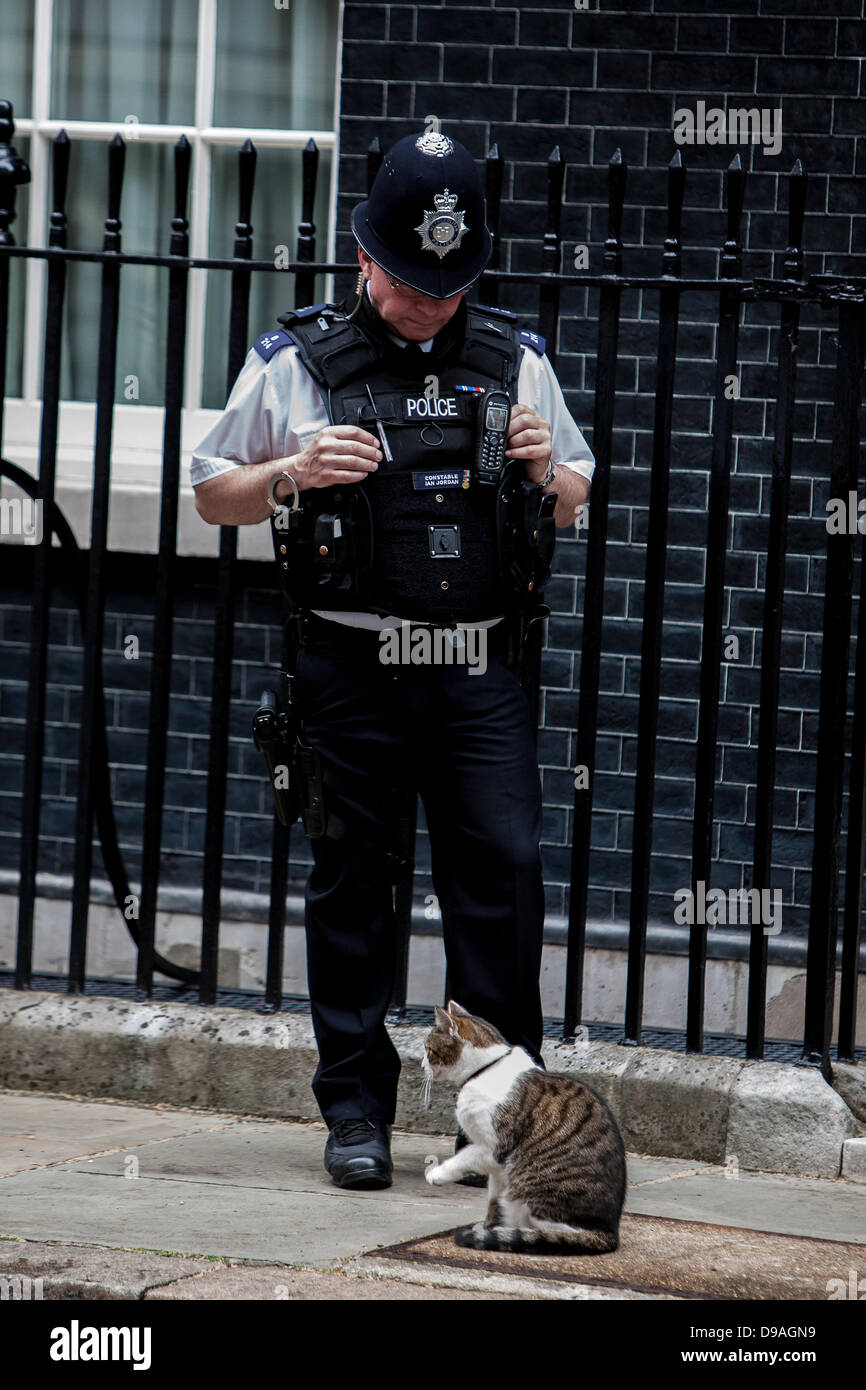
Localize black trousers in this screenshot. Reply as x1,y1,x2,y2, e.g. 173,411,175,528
294,617,546,1126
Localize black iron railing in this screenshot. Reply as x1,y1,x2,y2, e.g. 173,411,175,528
1,99,864,1077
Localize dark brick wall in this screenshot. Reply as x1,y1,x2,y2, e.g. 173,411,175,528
1,557,311,900
335,0,866,934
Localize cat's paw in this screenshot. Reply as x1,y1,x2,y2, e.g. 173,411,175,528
424,1157,449,1186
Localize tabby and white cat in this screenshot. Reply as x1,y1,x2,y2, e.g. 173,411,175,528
422,1001,626,1254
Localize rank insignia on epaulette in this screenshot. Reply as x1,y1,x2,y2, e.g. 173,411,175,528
519,329,546,356
253,329,293,362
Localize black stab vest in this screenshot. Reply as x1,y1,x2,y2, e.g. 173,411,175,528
269,297,557,623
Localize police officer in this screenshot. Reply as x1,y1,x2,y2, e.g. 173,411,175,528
191,130,594,1190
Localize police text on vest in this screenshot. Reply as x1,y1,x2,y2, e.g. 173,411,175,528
404,396,459,418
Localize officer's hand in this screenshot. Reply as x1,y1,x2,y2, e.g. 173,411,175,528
294,425,382,489
505,404,553,484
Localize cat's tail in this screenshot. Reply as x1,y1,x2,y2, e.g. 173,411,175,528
454,1223,618,1256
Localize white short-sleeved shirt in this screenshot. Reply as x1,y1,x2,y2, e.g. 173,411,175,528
190,319,595,629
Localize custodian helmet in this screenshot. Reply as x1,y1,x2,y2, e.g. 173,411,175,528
351,130,493,299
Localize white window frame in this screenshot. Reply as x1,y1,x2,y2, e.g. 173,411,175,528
4,0,344,560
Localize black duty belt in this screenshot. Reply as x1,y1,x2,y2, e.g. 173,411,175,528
302,612,509,652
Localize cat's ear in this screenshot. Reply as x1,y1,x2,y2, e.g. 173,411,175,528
447,1000,471,1018
434,1005,458,1034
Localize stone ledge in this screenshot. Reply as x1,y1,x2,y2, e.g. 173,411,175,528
841,1137,866,1183
727,1063,862,1179
831,1060,866,1125
0,989,862,1178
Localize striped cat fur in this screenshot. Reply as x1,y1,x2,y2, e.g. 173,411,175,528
422,1001,626,1254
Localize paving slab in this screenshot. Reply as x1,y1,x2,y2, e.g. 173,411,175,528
57,1117,462,1199
0,1117,489,1267
0,1237,213,1299
0,1091,238,1176
0,1239,527,1300
0,1169,488,1267
626,1156,866,1244
2,1092,865,1302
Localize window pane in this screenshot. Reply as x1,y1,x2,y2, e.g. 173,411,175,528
202,145,333,409
60,140,173,405
52,0,197,125
3,137,30,399
0,7,34,119
214,0,340,131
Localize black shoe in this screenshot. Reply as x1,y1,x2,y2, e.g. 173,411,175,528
324,1118,393,1190
454,1127,487,1187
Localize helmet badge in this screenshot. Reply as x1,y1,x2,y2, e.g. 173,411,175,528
414,188,469,260
414,131,454,157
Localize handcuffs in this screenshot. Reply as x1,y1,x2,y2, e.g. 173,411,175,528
267,470,300,513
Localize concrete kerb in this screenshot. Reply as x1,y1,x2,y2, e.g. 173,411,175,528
727,1060,862,1178
0,990,324,1122
0,989,862,1178
831,1060,866,1125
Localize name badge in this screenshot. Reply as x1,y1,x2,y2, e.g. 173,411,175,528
412,470,471,491
404,395,459,419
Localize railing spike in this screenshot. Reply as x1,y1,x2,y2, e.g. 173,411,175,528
366,136,383,194
105,134,126,252
605,149,627,267
666,148,686,247
786,158,808,279
171,135,191,256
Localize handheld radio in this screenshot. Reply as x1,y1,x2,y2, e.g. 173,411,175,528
475,388,511,485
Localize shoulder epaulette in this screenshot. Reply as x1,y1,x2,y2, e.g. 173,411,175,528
469,301,517,323
519,329,546,356
252,329,294,363
277,302,338,331
273,305,380,396
255,304,344,363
